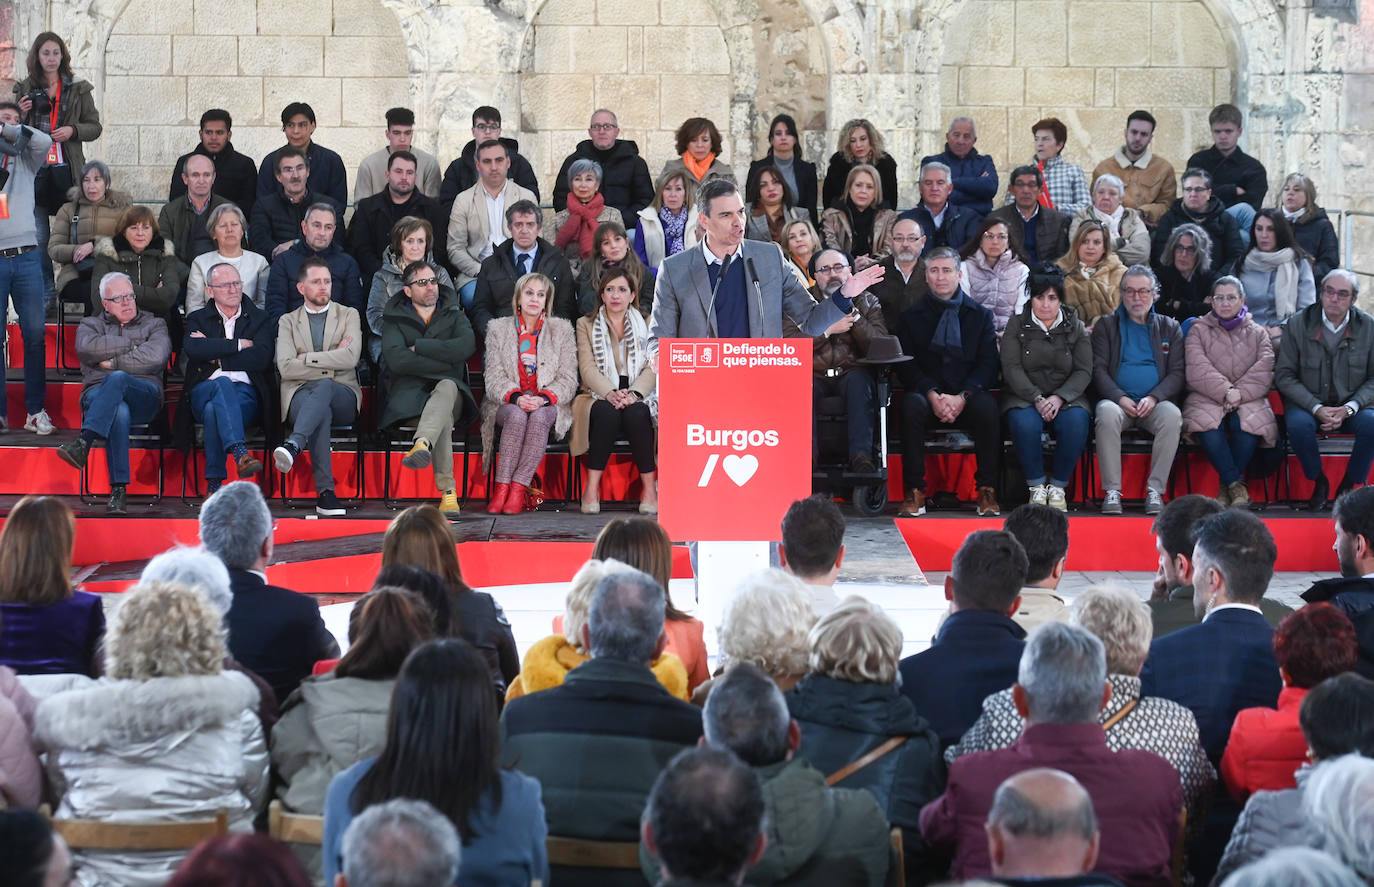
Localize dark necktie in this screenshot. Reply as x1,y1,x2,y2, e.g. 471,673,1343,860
516,252,531,275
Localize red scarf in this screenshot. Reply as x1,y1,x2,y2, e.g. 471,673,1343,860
1036,159,1055,209
556,193,605,259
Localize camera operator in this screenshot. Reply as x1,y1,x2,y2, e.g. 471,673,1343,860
0,100,56,433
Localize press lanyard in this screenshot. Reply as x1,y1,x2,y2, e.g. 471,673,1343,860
45,79,63,165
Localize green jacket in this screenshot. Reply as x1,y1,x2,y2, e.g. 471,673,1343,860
157,192,228,285
1275,302,1374,412
377,289,477,430
1000,302,1093,413
12,75,101,175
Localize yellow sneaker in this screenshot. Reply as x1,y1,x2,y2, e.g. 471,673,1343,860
402,438,432,470
438,490,461,517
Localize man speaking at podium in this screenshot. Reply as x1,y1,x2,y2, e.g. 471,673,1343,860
649,178,882,352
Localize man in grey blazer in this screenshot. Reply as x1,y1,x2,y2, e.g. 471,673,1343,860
649,179,882,356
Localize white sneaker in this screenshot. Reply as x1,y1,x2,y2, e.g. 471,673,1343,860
1101,489,1124,515
1047,485,1068,511
1028,485,1048,506
1145,488,1165,515
24,410,54,435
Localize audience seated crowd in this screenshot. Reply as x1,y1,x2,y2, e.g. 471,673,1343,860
4,30,1374,887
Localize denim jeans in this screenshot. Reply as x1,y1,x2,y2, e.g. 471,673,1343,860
1227,203,1256,249
1,247,48,414
1196,412,1258,486
190,377,260,479
1286,405,1374,485
458,279,477,311
1006,404,1091,488
32,198,56,304
80,372,162,484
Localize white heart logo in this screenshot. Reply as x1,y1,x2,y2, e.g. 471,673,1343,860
722,454,759,487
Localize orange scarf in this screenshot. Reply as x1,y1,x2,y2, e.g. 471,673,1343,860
682,151,716,183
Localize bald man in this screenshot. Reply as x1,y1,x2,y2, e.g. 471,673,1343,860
985,769,1122,886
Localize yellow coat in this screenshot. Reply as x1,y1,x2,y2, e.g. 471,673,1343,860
505,634,689,702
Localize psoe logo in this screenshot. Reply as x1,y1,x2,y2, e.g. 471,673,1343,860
669,343,697,368
696,344,719,367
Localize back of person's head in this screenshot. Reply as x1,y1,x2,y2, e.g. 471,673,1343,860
141,546,232,616
951,530,1029,612
166,834,312,887
1192,509,1277,605
1004,505,1069,585
0,810,65,887
807,596,903,685
591,518,686,620
562,557,636,654
646,746,766,883
1069,584,1153,677
718,569,816,679
336,588,436,681
380,505,467,594
371,564,455,637
1302,754,1374,881
1301,673,1374,760
703,663,792,767
1017,622,1108,725
1152,493,1224,560
587,567,666,663
106,580,227,680
1275,604,1358,690
199,481,272,570
1218,847,1366,887
1335,486,1374,550
0,494,75,607
353,639,499,841
780,496,846,580
985,768,1098,879
340,798,460,887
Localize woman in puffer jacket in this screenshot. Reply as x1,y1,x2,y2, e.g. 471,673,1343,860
0,662,40,808
47,161,130,314
35,580,267,887
959,216,1030,335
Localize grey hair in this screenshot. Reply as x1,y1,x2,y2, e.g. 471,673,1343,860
141,546,232,616
1092,173,1125,195
703,663,791,767
808,595,903,685
587,567,666,663
1120,264,1158,293
304,202,338,225
198,481,272,570
1069,584,1152,676
206,202,247,237
718,569,815,677
1160,223,1214,274
926,246,961,267
81,159,111,188
206,261,240,285
948,116,977,138
1212,275,1246,302
567,158,603,189
696,177,740,217
563,557,636,654
920,161,952,181
341,798,461,887
1324,268,1361,300
589,108,618,126
1303,754,1374,880
1017,622,1108,724
98,272,133,302
986,769,1097,842
1218,847,1367,887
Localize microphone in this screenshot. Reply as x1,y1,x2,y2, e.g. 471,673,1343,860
745,256,764,335
706,253,731,336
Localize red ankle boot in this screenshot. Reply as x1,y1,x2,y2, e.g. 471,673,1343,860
501,483,527,514
487,482,511,513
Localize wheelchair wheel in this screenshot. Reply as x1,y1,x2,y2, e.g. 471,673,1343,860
852,483,888,516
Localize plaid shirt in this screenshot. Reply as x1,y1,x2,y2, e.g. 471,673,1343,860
1037,154,1091,215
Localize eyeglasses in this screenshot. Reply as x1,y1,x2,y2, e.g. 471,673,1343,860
406,277,439,287
1122,287,1156,298
891,235,924,244
101,294,135,304
589,122,618,132
981,232,1009,241
473,123,500,132
1182,186,1210,194
1175,245,1198,254
1211,294,1242,304
814,264,849,275
1322,285,1355,299
208,281,242,290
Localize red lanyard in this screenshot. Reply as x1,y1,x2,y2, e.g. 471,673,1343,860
47,79,62,134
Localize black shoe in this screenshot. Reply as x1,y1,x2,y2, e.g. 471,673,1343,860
205,478,224,496
273,441,300,473
57,437,91,470
316,489,347,517
107,485,127,514
1335,479,1356,505
849,453,878,474
1308,475,1331,511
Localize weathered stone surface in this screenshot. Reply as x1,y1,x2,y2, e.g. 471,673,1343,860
241,36,323,78
106,75,186,126
942,1,1016,67
1151,2,1229,67
105,34,171,76
324,35,407,77
1012,1,1067,67
1116,68,1214,107
255,0,331,35
172,36,237,76
334,0,401,35
959,66,1024,106
1025,67,1096,107
521,73,595,130
340,78,411,126
594,74,660,128
596,0,660,25
111,0,193,34
186,75,263,126
264,78,342,127
1067,2,1148,67
192,0,255,35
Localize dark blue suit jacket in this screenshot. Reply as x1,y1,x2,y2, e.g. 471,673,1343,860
898,609,1026,747
1139,607,1281,765
226,567,340,703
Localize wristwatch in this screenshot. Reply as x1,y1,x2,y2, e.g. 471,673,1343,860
1347,404,1358,418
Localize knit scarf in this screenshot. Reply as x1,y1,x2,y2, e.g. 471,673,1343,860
1217,305,1249,331
682,151,716,183
1036,158,1054,209
846,200,876,257
590,305,658,418
1092,204,1124,240
660,205,689,255
929,291,966,354
556,193,605,259
1243,247,1300,318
